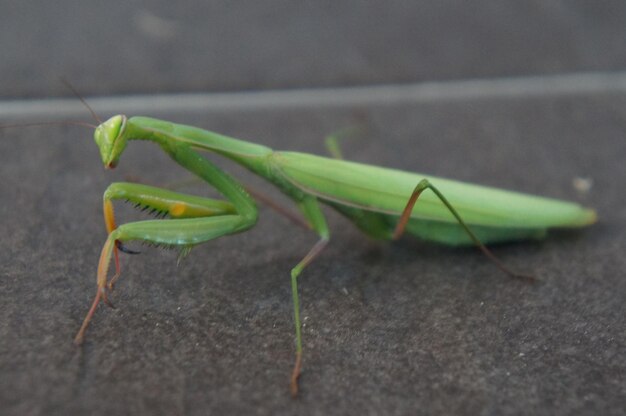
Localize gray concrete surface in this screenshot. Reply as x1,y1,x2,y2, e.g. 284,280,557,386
1,2,625,415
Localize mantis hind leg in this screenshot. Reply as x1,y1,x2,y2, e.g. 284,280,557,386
393,179,535,282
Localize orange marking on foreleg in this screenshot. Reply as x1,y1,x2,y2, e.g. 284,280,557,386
103,199,123,289
170,202,187,217
103,199,117,233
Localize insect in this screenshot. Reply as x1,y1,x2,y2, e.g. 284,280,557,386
31,111,596,396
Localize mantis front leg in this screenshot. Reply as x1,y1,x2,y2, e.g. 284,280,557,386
103,182,237,289
74,145,258,344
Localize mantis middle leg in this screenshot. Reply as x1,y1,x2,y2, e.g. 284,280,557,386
289,196,330,397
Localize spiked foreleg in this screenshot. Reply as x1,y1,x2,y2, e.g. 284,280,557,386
75,144,259,345
74,214,255,345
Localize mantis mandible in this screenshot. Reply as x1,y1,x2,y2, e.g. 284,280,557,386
55,113,595,396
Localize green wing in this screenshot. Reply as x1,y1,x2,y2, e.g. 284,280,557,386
270,152,596,231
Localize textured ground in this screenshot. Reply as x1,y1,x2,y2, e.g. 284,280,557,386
0,2,624,415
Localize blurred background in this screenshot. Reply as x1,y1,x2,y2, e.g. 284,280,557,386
3,1,626,97
1,2,625,415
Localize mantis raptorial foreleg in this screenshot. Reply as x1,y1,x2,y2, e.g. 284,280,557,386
74,145,259,345
103,182,238,289
75,215,253,344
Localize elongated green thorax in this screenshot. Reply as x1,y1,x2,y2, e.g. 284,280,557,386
127,116,272,162
95,115,274,174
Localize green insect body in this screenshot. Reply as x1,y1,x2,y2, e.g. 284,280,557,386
76,114,595,396
270,152,594,244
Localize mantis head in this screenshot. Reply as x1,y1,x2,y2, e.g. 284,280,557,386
94,115,128,169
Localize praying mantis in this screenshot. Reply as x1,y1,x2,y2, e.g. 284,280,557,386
43,110,596,396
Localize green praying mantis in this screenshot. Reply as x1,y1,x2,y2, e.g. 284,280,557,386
14,106,597,396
